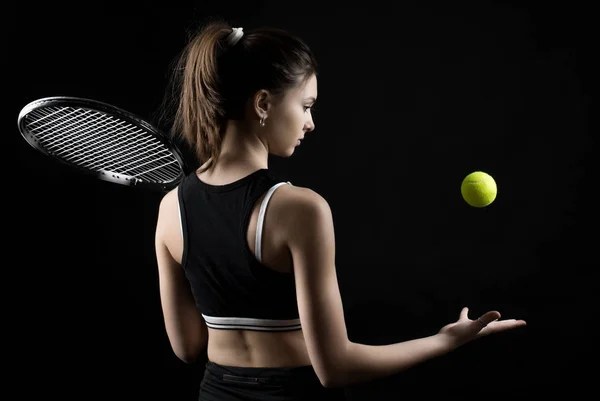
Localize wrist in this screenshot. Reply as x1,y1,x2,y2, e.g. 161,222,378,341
433,332,459,353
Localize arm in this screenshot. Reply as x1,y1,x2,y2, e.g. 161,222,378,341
155,190,208,363
285,188,525,388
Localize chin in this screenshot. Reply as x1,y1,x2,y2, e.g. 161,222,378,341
272,147,296,158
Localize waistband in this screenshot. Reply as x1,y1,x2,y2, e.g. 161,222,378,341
205,361,316,383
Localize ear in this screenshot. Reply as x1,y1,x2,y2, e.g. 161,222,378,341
253,89,272,118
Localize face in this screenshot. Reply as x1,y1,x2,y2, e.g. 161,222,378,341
255,74,318,157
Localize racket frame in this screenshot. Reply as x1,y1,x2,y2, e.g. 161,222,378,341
18,96,187,192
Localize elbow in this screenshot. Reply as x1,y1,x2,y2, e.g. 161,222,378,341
320,377,341,389
320,370,347,388
315,342,351,388
173,341,205,364
316,357,349,388
311,362,342,388
176,351,198,364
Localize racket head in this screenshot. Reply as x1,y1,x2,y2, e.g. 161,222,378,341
18,96,187,192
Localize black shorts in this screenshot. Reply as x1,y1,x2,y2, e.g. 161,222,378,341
198,361,346,400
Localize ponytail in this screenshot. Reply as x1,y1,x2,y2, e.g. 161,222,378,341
169,19,231,173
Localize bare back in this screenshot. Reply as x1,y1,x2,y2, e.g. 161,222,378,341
161,168,311,368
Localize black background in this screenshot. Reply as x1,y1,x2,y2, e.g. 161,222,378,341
9,1,596,399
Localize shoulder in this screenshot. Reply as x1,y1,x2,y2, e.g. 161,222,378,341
158,187,179,213
155,186,180,236
270,184,333,229
274,183,329,208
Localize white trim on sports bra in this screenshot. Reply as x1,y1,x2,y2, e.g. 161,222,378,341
177,187,184,243
201,314,301,331
255,181,292,263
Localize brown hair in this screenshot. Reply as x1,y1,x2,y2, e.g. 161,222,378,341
156,17,318,173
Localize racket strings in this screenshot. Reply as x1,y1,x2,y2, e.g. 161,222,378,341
25,106,181,184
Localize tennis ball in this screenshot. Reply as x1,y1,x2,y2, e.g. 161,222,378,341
461,171,497,207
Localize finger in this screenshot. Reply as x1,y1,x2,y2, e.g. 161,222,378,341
460,307,469,320
478,319,527,336
476,311,501,327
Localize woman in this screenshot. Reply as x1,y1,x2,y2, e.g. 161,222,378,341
154,19,526,400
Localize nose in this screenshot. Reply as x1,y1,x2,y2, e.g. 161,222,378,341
305,117,315,133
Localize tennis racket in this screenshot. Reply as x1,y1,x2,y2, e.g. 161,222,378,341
17,96,187,192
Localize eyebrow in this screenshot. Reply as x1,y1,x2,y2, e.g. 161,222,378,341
305,96,317,102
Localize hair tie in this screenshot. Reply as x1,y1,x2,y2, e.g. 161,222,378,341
227,27,244,47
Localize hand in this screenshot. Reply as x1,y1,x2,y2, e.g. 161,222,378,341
437,307,527,349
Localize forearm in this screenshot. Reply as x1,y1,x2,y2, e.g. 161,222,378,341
332,333,453,387
160,285,208,362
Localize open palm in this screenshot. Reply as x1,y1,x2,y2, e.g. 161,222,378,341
438,307,527,349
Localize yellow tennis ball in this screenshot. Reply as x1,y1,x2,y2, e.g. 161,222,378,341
461,171,497,207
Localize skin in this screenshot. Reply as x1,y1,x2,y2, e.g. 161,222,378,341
155,72,527,384
155,74,319,368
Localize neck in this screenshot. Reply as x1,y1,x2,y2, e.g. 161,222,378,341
201,120,269,174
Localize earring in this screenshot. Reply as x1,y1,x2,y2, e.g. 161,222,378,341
260,117,266,127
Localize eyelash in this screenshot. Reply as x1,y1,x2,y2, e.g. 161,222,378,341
304,106,316,112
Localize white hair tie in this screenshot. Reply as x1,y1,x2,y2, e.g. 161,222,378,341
227,27,244,47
